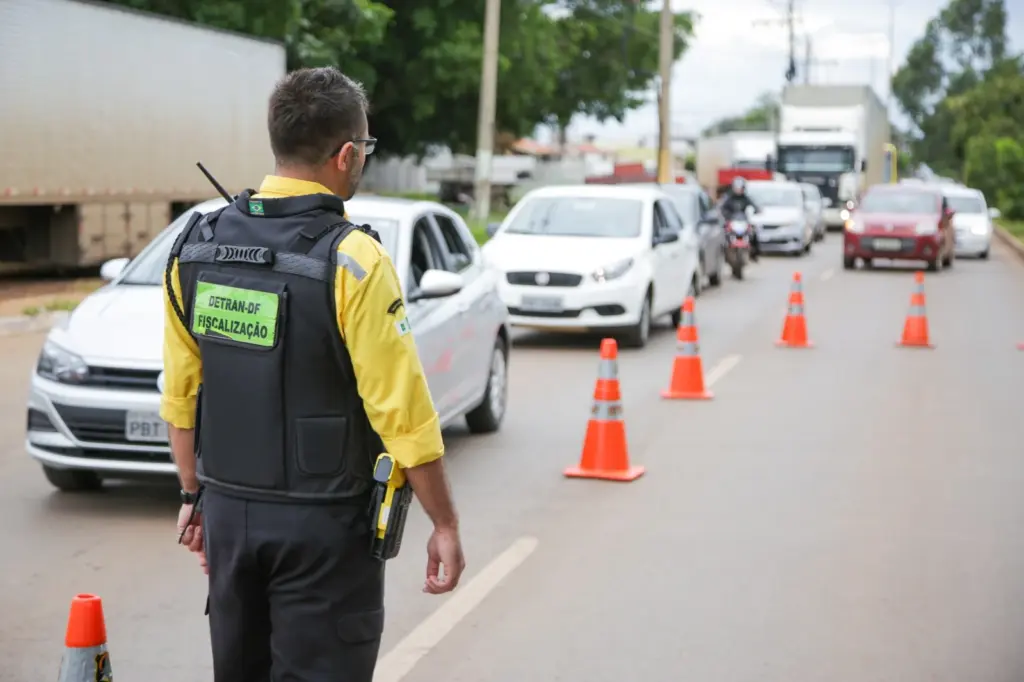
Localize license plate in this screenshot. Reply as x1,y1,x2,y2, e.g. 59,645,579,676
520,294,563,313
873,238,902,251
125,411,168,442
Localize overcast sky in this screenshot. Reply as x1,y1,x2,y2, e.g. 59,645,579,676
550,0,1022,144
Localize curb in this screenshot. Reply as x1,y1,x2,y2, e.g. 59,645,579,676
994,225,1024,263
0,311,68,337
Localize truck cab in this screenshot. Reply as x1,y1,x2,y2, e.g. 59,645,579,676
776,130,862,230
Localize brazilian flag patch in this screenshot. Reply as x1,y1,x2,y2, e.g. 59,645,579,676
248,200,264,215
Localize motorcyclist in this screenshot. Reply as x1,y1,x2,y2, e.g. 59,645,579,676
718,177,761,261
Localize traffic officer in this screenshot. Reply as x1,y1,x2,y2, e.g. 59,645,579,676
160,66,465,682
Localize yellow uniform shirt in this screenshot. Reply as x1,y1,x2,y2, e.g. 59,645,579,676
160,175,444,469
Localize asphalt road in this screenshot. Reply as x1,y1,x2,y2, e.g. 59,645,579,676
3,237,1024,681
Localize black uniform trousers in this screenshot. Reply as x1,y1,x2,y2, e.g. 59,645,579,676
202,489,385,682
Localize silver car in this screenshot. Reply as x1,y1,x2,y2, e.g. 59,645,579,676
798,182,826,242
943,185,998,259
26,196,510,491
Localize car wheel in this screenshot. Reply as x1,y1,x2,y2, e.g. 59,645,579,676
465,337,508,434
928,256,941,272
943,248,954,268
843,256,855,270
43,466,102,492
622,290,652,349
708,250,723,287
689,269,702,298
980,248,990,259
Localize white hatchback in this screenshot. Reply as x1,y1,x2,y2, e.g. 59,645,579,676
26,195,510,492
480,185,700,348
943,185,998,258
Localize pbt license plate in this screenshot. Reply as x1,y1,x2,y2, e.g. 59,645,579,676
873,238,902,251
125,411,168,442
520,294,563,313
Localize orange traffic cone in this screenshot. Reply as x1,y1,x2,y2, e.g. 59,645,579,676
776,272,813,348
58,594,112,682
898,271,933,348
564,338,645,482
661,296,712,400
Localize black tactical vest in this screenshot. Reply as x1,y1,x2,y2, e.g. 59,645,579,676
167,190,384,503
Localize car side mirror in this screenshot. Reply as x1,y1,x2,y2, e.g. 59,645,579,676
989,207,1001,219
485,222,501,237
100,257,130,282
656,231,680,244
860,159,868,172
408,269,462,302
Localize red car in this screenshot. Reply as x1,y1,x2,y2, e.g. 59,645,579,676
843,184,955,271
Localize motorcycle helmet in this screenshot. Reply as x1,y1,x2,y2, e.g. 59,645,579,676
731,176,746,193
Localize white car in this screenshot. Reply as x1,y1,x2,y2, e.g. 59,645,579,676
745,180,815,255
480,184,700,348
26,195,510,492
798,182,826,242
943,185,998,258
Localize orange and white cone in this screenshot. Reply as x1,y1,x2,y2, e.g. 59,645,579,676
898,271,933,348
777,272,813,348
564,338,645,482
661,296,712,400
58,594,112,682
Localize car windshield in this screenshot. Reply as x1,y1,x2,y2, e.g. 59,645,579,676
345,215,400,256
504,196,643,238
859,190,938,214
118,211,193,286
777,146,856,173
661,189,699,222
944,195,985,214
746,184,804,208
117,211,402,286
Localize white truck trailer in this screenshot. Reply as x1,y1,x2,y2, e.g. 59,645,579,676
0,0,286,273
695,131,779,198
775,85,890,230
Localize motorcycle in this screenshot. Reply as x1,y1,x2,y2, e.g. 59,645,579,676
723,206,755,279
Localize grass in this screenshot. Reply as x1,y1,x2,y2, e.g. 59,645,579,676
999,219,1024,243
21,299,80,317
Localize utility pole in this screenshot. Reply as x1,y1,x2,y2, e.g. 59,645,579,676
471,0,501,224
785,0,796,82
656,0,673,184
752,0,799,83
803,36,811,84
885,0,895,116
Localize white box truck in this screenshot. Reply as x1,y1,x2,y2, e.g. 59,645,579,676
775,85,890,230
696,131,778,198
0,0,286,273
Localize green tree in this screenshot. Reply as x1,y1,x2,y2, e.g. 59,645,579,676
891,0,1010,173
701,92,779,136
108,0,694,158
541,1,696,131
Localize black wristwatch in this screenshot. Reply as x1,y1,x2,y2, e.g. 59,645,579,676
180,489,200,505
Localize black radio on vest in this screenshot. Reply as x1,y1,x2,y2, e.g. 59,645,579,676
166,178,384,503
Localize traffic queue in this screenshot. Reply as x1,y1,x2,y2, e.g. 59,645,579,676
23,173,996,494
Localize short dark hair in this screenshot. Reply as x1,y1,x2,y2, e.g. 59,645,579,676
267,67,368,166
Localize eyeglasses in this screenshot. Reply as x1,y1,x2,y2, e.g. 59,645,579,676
330,137,377,159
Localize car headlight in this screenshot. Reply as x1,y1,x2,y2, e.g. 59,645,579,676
36,340,89,384
971,224,990,236
845,218,863,233
915,221,938,235
839,209,850,221
592,258,634,283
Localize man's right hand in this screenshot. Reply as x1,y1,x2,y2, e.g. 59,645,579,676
424,526,465,595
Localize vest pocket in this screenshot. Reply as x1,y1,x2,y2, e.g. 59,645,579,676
295,416,348,476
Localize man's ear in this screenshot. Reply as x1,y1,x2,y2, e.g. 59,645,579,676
335,142,353,172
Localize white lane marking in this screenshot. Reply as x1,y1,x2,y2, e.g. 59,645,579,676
706,354,742,387
374,536,540,682
820,268,835,281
